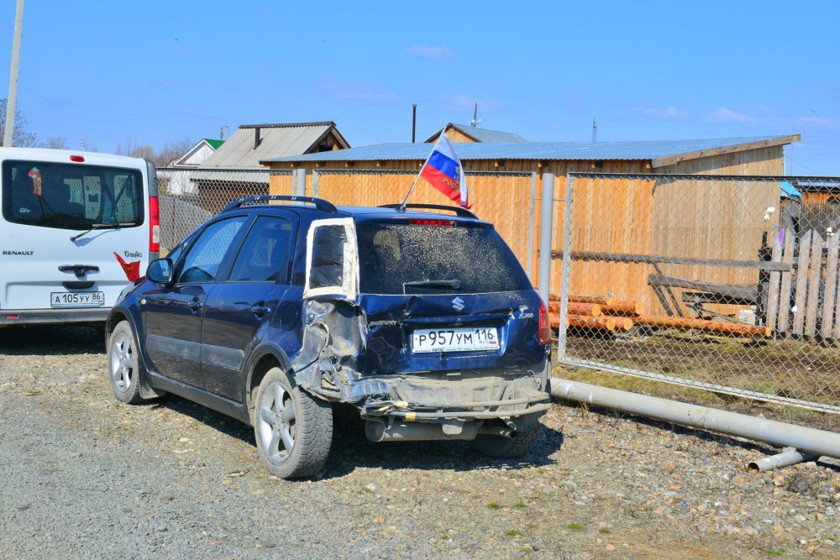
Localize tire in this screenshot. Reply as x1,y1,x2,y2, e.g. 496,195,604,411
472,426,540,459
107,321,147,405
254,367,333,479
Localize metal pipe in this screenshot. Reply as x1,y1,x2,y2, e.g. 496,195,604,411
411,104,417,143
4,0,24,147
550,378,840,460
747,448,819,473
557,175,574,361
538,172,555,307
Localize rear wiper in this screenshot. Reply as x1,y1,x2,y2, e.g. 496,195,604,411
70,222,133,242
402,279,461,293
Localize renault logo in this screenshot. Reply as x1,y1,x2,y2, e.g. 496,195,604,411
452,297,465,312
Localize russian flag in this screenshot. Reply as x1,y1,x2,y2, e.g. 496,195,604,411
419,134,470,208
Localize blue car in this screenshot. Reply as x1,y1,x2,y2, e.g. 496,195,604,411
106,196,551,479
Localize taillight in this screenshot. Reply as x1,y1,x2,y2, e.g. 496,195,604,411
409,219,454,226
149,195,160,253
538,299,552,345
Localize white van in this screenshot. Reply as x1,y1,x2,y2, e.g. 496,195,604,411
0,147,159,327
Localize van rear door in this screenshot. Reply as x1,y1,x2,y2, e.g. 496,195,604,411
0,149,156,326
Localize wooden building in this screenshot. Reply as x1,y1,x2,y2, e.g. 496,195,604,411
261,134,799,318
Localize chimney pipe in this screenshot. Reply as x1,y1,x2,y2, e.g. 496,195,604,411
254,127,261,149
411,104,417,143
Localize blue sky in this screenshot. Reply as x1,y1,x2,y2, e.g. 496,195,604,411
1,1,838,174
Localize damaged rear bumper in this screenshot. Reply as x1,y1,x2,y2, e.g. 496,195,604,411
310,363,551,441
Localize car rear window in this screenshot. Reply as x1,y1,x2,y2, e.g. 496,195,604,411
356,222,532,294
2,160,144,230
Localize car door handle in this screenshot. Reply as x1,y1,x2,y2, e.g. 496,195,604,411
188,300,204,311
250,304,272,316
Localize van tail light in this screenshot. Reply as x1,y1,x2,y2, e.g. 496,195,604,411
149,195,160,253
538,299,552,345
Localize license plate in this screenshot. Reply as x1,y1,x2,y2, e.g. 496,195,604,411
50,291,105,308
411,327,500,353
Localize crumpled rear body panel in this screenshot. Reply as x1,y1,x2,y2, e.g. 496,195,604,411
289,291,550,428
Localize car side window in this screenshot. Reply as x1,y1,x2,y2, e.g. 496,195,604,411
177,216,247,284
229,216,295,282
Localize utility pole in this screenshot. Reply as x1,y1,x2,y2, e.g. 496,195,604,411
4,0,24,147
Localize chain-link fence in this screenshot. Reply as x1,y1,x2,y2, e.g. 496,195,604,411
554,172,840,428
156,168,284,253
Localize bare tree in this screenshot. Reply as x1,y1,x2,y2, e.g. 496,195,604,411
158,137,197,167
128,145,156,161
41,136,68,149
0,98,37,147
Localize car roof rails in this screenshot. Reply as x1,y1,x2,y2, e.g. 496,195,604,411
223,195,338,214
378,203,477,219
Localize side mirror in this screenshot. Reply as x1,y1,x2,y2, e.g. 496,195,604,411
147,258,174,284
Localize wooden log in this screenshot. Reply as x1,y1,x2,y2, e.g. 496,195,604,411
792,229,813,336
548,301,602,317
777,228,794,335
765,231,784,332
549,293,614,306
567,315,616,331
602,300,645,316
614,317,634,331
635,314,771,338
822,233,840,340
804,231,824,337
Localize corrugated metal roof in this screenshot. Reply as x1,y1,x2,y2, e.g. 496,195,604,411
202,123,344,168
448,123,528,143
266,135,793,164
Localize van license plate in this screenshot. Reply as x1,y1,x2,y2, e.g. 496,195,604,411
411,327,499,353
50,291,105,308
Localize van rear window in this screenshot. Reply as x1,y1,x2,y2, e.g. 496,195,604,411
2,160,144,230
356,222,532,294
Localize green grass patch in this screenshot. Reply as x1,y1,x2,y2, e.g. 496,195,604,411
486,502,501,510
567,523,584,531
504,530,521,537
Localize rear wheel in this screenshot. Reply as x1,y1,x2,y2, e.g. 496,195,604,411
254,367,333,479
472,426,540,459
107,321,147,404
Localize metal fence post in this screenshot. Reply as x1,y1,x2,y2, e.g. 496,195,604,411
557,174,574,361
538,172,554,307
527,172,537,282
312,170,319,197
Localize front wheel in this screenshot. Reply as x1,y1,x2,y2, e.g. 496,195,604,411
254,367,333,479
472,426,540,459
107,321,148,404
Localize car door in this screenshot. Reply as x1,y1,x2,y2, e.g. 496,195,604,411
141,215,248,388
201,214,298,401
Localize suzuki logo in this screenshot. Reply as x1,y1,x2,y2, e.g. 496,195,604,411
452,297,465,312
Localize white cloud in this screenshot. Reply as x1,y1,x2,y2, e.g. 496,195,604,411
636,105,689,120
406,44,454,61
705,107,759,124
316,79,397,104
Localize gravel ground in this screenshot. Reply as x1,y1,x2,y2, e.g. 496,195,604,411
0,326,838,560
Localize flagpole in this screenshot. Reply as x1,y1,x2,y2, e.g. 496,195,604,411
399,128,444,212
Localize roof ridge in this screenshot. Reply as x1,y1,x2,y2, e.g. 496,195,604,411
239,121,335,129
